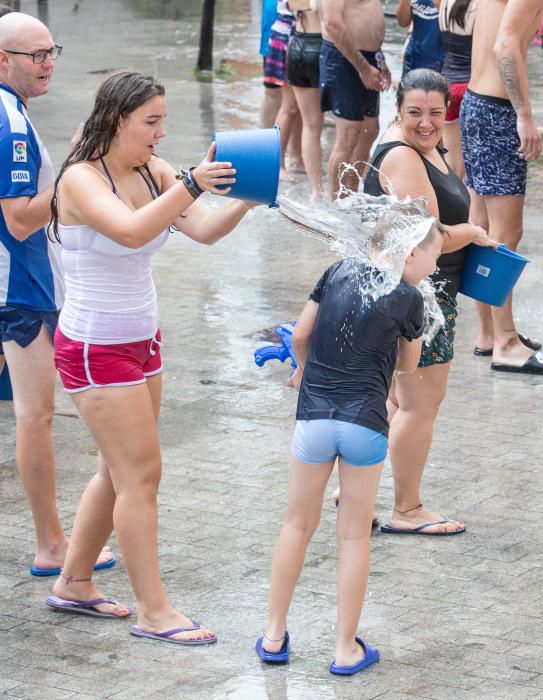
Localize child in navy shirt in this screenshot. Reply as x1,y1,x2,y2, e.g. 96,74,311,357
256,203,443,675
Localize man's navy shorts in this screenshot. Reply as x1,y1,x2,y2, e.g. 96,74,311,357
319,39,381,121
460,89,527,196
0,307,59,355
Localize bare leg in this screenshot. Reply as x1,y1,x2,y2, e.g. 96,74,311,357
328,117,362,199
335,458,383,666
351,116,379,182
287,111,304,172
387,364,464,534
468,190,494,351
276,84,301,180
484,195,537,365
3,326,67,567
260,85,282,128
442,120,465,180
52,375,213,640
263,456,334,652
293,85,323,201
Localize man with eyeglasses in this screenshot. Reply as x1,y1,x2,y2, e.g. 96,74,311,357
0,12,115,576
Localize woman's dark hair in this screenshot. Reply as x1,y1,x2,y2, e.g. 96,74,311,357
396,68,450,111
50,71,165,241
446,0,473,30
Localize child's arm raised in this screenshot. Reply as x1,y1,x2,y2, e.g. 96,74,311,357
395,336,423,374
287,300,319,390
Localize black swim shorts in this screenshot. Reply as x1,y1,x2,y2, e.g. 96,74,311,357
287,31,322,89
460,89,527,197
319,39,381,121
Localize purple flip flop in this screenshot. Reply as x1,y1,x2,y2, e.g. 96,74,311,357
129,621,217,645
46,595,132,619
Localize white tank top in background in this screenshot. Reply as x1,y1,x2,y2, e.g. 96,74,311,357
58,222,169,344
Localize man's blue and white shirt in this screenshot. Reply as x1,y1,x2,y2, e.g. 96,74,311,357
0,82,64,311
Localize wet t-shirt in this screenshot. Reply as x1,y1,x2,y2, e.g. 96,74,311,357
296,258,424,437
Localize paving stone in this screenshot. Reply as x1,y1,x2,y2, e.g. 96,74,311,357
0,1,542,698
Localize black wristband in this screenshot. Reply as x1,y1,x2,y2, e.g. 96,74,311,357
177,168,203,199
188,167,204,195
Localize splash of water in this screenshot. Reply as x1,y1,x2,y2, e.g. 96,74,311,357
278,181,445,343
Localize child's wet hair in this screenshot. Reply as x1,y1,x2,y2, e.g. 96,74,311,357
370,200,441,257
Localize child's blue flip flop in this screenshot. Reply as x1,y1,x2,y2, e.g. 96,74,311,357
255,631,290,663
330,637,379,675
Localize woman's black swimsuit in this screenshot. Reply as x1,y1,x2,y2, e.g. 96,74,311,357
364,141,470,301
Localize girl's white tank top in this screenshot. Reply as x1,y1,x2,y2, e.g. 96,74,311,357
57,163,169,344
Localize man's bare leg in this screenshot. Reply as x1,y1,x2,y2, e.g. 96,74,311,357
3,325,67,567
351,116,379,181
484,194,538,365
468,190,495,351
328,116,363,199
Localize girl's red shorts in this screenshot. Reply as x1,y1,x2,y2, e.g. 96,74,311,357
54,327,162,393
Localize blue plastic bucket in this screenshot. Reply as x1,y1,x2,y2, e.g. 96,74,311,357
459,244,528,307
213,127,280,207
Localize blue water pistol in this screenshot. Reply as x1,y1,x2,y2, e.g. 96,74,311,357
254,322,297,370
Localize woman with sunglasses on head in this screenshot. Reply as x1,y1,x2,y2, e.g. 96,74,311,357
45,71,255,645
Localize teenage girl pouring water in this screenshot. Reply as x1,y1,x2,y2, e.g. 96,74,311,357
256,203,444,674
45,71,256,645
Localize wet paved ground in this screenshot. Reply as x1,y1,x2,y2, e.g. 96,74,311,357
1,1,543,698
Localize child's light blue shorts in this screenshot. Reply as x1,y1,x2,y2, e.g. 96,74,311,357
291,419,387,467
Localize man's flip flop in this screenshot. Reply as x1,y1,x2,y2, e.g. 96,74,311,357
255,631,290,663
380,518,466,536
474,334,542,357
330,637,379,676
46,594,132,619
491,351,543,375
130,621,217,645
30,553,116,577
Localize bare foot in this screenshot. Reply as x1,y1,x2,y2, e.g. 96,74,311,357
310,190,323,204
335,639,365,667
474,332,494,354
34,545,115,572
280,167,295,183
387,504,465,534
261,629,287,653
136,608,216,642
492,341,534,366
51,578,131,618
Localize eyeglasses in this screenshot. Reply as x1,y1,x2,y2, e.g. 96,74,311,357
4,45,63,64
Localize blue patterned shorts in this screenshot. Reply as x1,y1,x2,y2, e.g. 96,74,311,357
460,89,527,196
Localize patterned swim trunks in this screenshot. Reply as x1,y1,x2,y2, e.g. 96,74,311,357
419,297,457,367
460,89,527,196
263,14,294,88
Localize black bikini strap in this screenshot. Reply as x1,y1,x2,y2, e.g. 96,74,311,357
99,157,161,200
138,164,161,198
99,157,118,194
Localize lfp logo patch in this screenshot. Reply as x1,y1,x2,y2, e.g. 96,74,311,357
13,140,27,162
